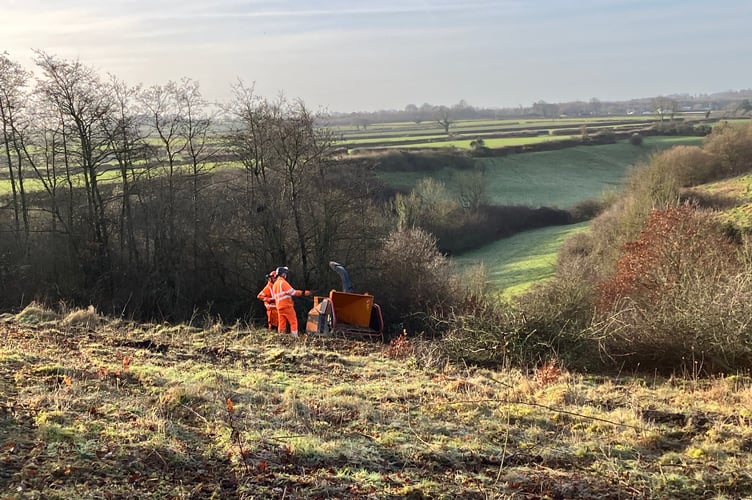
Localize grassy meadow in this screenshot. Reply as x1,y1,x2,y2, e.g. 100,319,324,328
2,308,752,499
453,223,590,297
401,136,701,295
380,136,703,208
688,172,752,231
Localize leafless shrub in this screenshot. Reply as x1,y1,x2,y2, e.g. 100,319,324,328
367,227,461,333
594,207,752,373
703,121,752,176
650,145,720,187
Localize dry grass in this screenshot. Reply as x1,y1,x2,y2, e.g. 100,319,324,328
14,302,59,325
1,315,752,498
61,305,101,328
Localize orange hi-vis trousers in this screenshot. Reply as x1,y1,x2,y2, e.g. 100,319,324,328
266,305,278,328
273,276,303,335
277,305,298,334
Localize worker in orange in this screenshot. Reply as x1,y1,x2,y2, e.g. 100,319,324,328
271,266,310,337
257,270,278,330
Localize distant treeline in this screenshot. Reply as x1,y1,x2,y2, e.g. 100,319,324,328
328,91,752,128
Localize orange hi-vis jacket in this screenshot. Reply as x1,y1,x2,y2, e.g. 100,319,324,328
257,283,275,310
272,276,302,309
257,281,278,328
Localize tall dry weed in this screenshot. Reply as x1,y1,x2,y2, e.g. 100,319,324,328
61,305,101,328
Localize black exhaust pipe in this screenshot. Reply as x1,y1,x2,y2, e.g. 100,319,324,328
329,261,354,293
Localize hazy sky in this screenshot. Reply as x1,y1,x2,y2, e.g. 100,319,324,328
3,0,751,112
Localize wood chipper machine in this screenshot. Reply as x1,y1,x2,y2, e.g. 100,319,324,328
306,262,384,340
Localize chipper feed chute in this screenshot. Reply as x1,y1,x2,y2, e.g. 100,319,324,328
306,262,384,339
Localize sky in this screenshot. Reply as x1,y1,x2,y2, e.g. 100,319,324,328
3,0,752,112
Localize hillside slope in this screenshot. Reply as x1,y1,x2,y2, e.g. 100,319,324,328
2,309,752,498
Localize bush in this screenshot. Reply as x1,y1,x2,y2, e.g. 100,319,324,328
512,255,599,368
569,197,610,222
703,121,752,176
435,295,518,367
366,227,460,334
597,206,737,310
431,251,600,370
650,145,720,187
588,128,616,144
652,122,712,136
629,133,643,146
594,206,752,372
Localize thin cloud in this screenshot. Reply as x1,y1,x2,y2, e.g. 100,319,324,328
2,0,751,111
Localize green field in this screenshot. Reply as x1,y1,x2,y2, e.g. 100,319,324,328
336,115,665,150
454,222,590,295
380,136,703,208
437,136,702,294
334,115,660,138
383,133,576,150
0,161,231,195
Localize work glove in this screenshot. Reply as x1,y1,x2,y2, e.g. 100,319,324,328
304,290,311,296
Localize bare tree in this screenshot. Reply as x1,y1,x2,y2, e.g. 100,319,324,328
0,52,31,249
34,51,115,274
437,106,452,135
652,96,678,122
103,75,145,265
140,81,190,250
226,81,288,270
227,84,344,286
271,97,337,283
174,78,217,266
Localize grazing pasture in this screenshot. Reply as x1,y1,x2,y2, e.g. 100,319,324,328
336,115,660,139
380,136,703,208
453,222,590,296
437,137,702,294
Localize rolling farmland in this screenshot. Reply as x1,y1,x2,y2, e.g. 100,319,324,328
0,115,709,296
